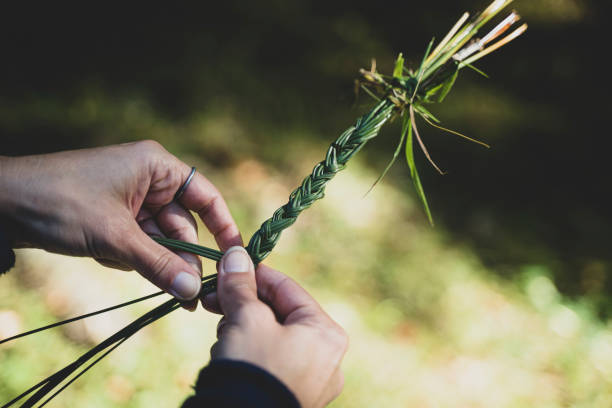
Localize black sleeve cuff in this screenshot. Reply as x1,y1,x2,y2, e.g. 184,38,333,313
0,227,15,275
181,359,301,408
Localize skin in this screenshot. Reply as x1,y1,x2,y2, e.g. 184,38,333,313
204,247,348,408
0,141,348,407
0,140,242,305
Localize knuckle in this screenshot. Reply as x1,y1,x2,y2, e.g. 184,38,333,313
134,140,170,165
123,141,160,179
233,302,272,328
232,297,260,316
251,302,274,319
164,224,189,239
321,322,349,353
148,251,174,284
226,281,253,296
222,293,256,318
136,139,164,153
196,194,219,217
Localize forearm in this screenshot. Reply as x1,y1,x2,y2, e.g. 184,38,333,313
0,162,16,272
0,155,23,247
0,156,21,272
0,154,72,251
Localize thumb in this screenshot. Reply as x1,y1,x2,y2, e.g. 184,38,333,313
216,246,257,317
123,225,202,301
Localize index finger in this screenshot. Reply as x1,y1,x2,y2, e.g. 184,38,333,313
177,168,243,251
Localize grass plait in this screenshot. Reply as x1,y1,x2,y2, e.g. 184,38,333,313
246,100,395,265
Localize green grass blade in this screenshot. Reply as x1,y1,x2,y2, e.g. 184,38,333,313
412,38,437,102
365,117,408,195
393,53,404,78
419,114,490,148
436,67,459,102
413,103,441,123
360,84,381,102
153,237,223,261
404,114,434,225
465,63,489,78
424,82,445,101
417,38,436,79
0,291,164,345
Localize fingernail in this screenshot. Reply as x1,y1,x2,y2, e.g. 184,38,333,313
169,272,201,300
221,247,250,274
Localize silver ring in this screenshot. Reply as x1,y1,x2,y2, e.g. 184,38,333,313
174,166,196,201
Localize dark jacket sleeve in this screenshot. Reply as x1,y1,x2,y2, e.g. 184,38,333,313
181,359,301,408
0,227,16,275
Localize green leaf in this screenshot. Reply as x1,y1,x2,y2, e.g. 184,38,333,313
465,63,489,78
416,38,436,80
418,114,491,148
360,84,381,102
393,53,404,78
412,38,436,101
424,82,445,100
413,103,440,123
436,67,459,102
404,114,434,225
365,118,408,195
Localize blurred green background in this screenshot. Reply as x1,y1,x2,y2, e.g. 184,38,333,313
2,0,611,406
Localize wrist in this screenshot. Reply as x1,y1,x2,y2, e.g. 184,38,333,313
0,155,48,248
0,221,16,274
0,156,18,246
0,156,18,273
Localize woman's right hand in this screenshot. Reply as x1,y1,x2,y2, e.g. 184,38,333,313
203,246,349,408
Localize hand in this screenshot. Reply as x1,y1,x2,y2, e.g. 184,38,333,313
203,247,348,408
0,141,242,302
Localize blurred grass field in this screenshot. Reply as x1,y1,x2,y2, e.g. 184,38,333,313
2,145,612,407
2,0,611,406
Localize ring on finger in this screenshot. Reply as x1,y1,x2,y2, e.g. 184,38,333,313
174,166,196,201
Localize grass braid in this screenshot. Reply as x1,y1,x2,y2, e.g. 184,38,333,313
246,100,395,265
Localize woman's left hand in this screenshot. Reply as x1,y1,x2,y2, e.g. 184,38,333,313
0,140,242,303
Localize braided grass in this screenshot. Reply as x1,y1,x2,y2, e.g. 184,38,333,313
246,100,395,264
